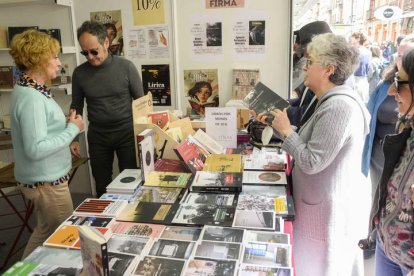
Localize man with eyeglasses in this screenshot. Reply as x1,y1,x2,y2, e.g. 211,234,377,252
70,21,144,197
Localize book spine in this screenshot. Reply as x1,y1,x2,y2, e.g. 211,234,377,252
138,142,145,179
101,242,110,276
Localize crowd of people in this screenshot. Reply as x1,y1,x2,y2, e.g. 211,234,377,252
6,16,414,276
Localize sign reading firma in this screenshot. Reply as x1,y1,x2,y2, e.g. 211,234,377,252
206,0,244,9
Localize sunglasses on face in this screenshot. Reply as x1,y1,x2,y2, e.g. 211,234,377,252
80,48,99,56
394,75,410,93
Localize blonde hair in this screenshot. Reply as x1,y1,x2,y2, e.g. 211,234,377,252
9,29,60,72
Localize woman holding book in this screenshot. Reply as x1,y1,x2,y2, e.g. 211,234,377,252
9,30,84,258
257,33,370,275
363,48,414,275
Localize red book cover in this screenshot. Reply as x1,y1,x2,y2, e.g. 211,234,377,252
154,159,189,173
147,111,169,130
174,135,210,173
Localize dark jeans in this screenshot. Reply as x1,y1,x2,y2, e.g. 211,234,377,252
87,126,137,197
375,237,410,276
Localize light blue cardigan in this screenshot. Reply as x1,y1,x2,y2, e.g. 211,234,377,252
10,85,79,185
361,80,392,176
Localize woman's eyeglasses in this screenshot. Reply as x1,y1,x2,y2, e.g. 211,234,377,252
80,48,99,56
394,73,410,93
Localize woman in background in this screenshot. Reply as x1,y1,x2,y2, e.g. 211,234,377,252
258,33,370,275
9,30,84,258
366,47,414,276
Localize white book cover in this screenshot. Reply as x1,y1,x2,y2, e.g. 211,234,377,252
243,151,286,171
106,169,142,194
242,171,287,185
193,129,225,154
139,136,155,181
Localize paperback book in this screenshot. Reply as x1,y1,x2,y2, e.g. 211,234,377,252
159,226,202,241
193,129,225,154
232,210,275,231
241,242,292,268
154,159,189,173
144,171,192,188
237,194,275,212
138,135,155,181
244,230,290,245
24,246,82,269
133,256,186,276
242,171,287,186
243,82,289,116
243,151,286,171
63,215,115,228
202,154,242,172
184,258,238,276
200,225,245,243
116,201,178,224
106,169,142,195
78,225,111,276
107,234,151,257
110,221,165,238
3,262,81,276
182,192,238,206
135,186,187,204
190,171,243,193
194,240,241,261
148,238,195,259
73,198,128,217
174,135,210,173
171,203,236,227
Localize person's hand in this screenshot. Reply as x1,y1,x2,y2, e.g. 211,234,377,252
68,110,84,133
269,108,294,139
70,141,81,158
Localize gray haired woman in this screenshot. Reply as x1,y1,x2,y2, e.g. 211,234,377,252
258,33,371,275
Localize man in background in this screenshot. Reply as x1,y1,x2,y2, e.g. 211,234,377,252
350,32,371,103
70,21,144,197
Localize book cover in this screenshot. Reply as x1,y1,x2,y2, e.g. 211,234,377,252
243,82,289,116
190,171,242,193
202,154,242,172
144,171,192,188
110,221,165,238
147,110,170,130
25,246,82,269
78,225,110,276
73,198,128,217
174,135,210,173
238,265,293,276
148,238,195,259
184,69,219,117
159,226,202,241
0,66,13,89
242,171,287,186
133,256,186,276
184,258,238,276
168,117,195,139
63,215,115,228
232,68,260,100
154,159,189,173
200,225,245,243
142,64,171,106
193,129,225,154
240,185,286,197
242,242,292,268
136,128,156,167
232,210,275,231
106,169,142,194
139,135,155,181
171,204,236,227
100,193,136,202
3,261,82,276
244,230,290,245
107,234,151,256
194,240,241,260
43,224,110,250
237,194,275,212
243,152,286,171
108,252,136,276
135,186,186,204
116,201,177,224
182,192,238,206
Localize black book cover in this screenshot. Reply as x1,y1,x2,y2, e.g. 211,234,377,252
190,171,242,193
243,82,290,116
171,203,236,227
116,201,179,225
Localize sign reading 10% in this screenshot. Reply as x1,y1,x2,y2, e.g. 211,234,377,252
136,0,161,10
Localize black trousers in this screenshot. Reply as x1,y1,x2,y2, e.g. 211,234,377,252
87,126,137,197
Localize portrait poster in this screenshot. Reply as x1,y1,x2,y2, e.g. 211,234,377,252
90,10,124,56
233,20,266,55
132,0,165,26
183,69,219,117
191,21,223,56
142,64,171,106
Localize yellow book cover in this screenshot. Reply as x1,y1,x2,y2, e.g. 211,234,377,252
203,154,242,172
44,225,79,248
144,171,192,188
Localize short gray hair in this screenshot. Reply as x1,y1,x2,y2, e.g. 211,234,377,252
307,33,359,85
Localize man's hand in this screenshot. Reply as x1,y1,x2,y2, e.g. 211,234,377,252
70,141,81,158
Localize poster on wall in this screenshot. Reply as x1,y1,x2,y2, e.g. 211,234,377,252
183,69,219,117
233,20,266,55
232,69,260,100
147,26,169,59
141,64,171,106
132,0,165,26
126,28,146,59
191,22,223,56
90,10,124,56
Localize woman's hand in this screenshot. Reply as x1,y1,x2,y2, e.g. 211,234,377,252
269,108,294,139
